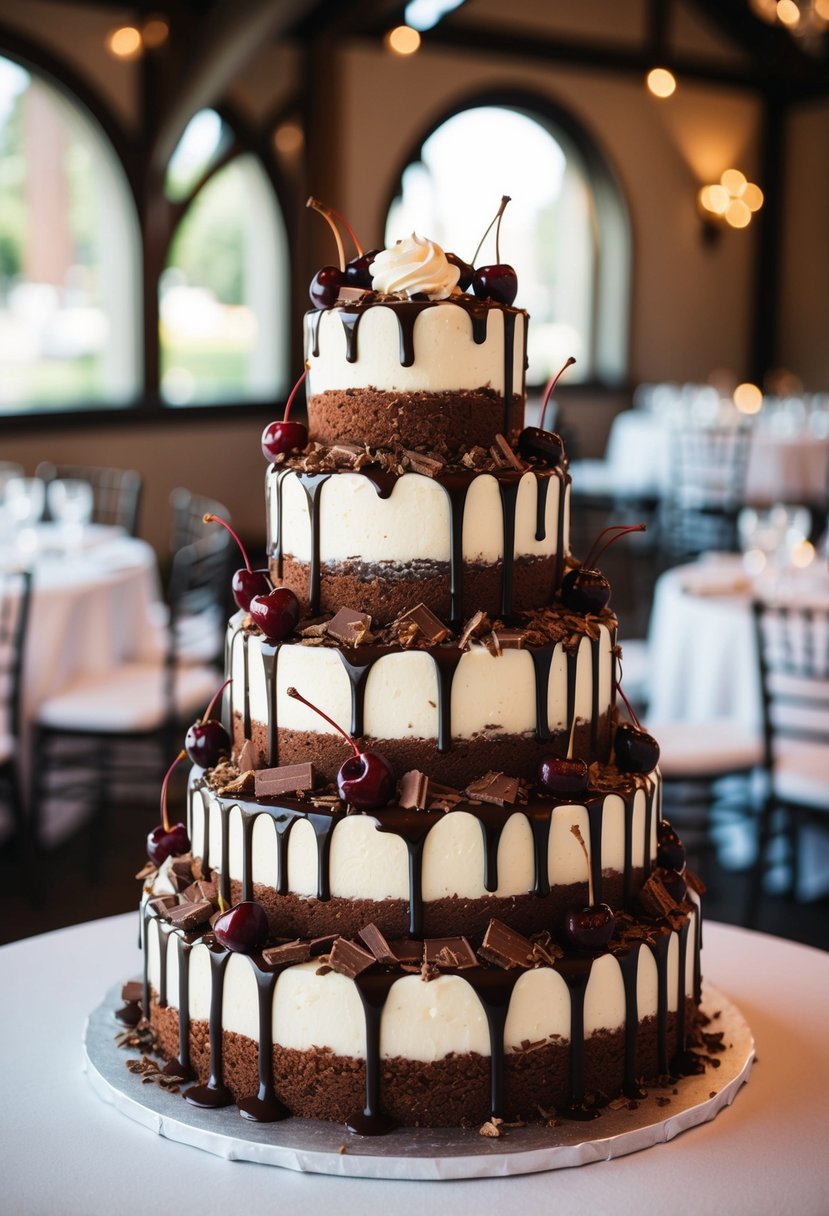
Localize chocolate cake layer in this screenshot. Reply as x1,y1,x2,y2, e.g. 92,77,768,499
273,553,558,625
150,999,691,1126
238,720,611,787
222,874,642,942
307,389,524,455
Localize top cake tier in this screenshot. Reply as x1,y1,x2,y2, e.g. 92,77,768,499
304,295,528,454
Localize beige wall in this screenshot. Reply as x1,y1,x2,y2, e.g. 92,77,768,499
1,0,828,549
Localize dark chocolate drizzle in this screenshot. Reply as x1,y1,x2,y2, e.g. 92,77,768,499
238,967,288,1122
184,949,233,1108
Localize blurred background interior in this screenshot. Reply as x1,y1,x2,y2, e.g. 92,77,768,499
1,0,829,949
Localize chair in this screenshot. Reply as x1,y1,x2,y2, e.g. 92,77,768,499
746,599,829,923
0,570,32,875
169,486,230,553
36,461,143,536
29,530,230,879
659,425,752,561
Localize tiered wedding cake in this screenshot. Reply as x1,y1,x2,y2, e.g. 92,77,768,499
134,217,702,1133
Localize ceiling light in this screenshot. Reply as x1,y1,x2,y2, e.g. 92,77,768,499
106,26,143,59
646,67,677,98
385,25,422,55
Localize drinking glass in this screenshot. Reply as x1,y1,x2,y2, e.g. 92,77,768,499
5,476,46,557
47,478,94,551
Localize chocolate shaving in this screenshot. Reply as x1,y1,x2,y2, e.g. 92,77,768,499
493,433,525,471
237,739,256,772
326,606,373,645
323,937,376,979
464,771,520,807
262,940,312,966
218,770,256,796
529,929,564,966
309,933,340,956
424,936,478,969
478,918,535,970
398,769,430,810
395,602,450,644
255,762,316,798
402,449,445,477
458,610,489,650
358,923,399,965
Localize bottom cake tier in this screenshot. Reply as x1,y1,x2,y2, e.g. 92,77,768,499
138,892,701,1131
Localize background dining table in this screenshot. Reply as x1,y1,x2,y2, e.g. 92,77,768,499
0,524,163,845
2,913,827,1216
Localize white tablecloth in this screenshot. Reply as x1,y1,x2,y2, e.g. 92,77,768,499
2,914,827,1216
2,527,163,841
593,410,829,506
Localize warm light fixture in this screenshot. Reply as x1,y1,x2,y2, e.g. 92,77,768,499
698,169,764,230
646,67,677,98
274,122,304,157
106,26,143,59
733,382,763,415
385,25,422,55
750,0,829,50
142,17,170,49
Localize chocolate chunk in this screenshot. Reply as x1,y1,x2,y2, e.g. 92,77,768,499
262,940,312,966
402,450,445,477
424,936,478,969
493,433,525,471
326,606,372,645
167,899,213,931
358,923,399,965
638,871,686,918
458,610,488,650
147,894,179,916
255,763,316,798
324,937,376,979
399,769,430,810
464,771,520,807
529,930,564,966
121,981,143,1004
478,919,535,970
396,602,450,644
308,933,339,956
167,857,195,892
237,739,256,772
181,878,218,905
389,939,423,965
494,628,525,650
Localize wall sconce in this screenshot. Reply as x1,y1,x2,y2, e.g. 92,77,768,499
698,170,764,242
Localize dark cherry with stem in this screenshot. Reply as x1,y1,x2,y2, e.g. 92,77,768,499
261,368,309,459
309,196,379,289
538,695,589,795
213,899,269,954
286,686,395,809
472,195,518,306
147,750,190,865
563,823,615,950
203,512,270,612
614,680,661,774
657,819,686,873
561,523,647,614
307,196,346,306
517,356,575,465
248,586,300,642
185,678,231,769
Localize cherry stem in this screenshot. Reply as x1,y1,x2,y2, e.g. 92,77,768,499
615,678,642,731
583,523,646,572
539,356,576,432
570,823,593,905
471,194,511,266
566,706,577,761
217,890,230,914
283,367,308,422
319,200,363,257
286,686,359,756
160,749,187,834
203,513,252,573
200,677,232,726
307,196,346,272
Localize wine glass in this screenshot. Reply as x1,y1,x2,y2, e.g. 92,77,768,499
47,478,94,551
5,476,46,557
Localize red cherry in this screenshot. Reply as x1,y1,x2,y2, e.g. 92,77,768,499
518,357,575,464
213,901,269,953
657,820,686,872
337,751,396,810
473,263,518,306
654,866,687,903
561,567,611,613
309,265,343,308
563,902,615,950
346,249,380,288
614,722,660,774
248,588,300,642
185,720,229,769
262,368,309,461
148,750,190,864
286,686,396,810
539,756,589,796
232,567,271,612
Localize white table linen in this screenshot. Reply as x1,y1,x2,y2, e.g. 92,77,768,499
2,914,828,1216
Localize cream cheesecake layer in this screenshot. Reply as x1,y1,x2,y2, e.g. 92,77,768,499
229,625,614,747
267,467,569,567
145,916,694,1063
305,302,527,397
186,782,659,902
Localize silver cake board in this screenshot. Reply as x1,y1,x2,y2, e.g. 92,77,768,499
83,981,754,1181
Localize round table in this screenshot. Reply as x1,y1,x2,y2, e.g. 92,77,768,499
2,913,828,1216
1,526,163,843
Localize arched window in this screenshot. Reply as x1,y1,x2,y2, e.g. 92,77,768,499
159,111,290,407
0,55,140,414
386,101,631,387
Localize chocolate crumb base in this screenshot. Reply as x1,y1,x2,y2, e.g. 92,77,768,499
149,996,693,1127
234,720,611,787
307,389,524,456
273,554,557,625
222,874,641,942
